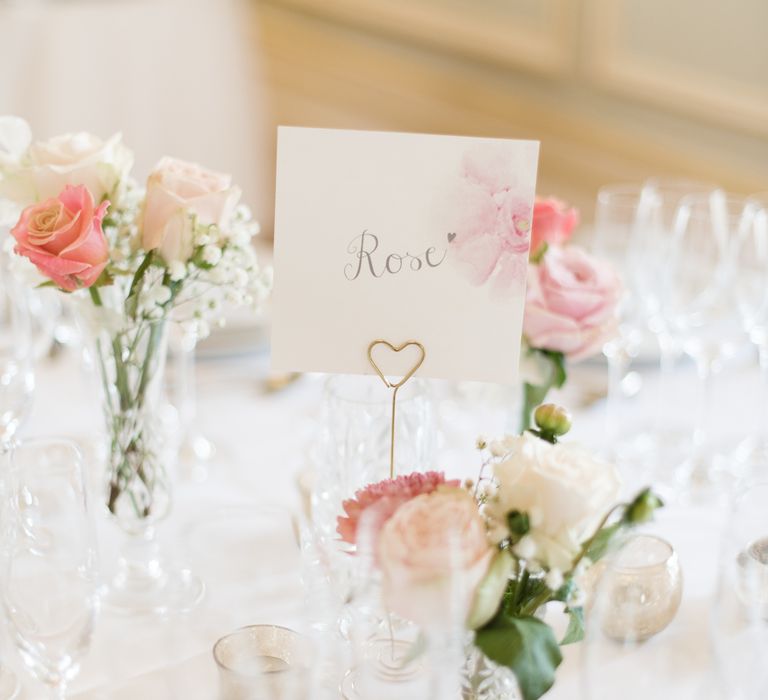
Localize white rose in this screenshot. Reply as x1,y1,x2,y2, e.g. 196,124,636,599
0,115,32,170
1,130,133,205
492,432,620,571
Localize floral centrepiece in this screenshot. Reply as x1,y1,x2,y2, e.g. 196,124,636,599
2,121,271,523
520,197,621,429
337,405,663,700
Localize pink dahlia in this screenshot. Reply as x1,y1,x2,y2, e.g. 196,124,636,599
337,471,460,548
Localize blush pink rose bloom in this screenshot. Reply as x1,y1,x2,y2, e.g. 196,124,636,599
524,245,621,361
142,157,241,264
337,471,458,548
531,197,579,254
379,487,494,628
11,184,109,291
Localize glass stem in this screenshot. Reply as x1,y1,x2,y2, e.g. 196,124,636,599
655,331,679,436
49,681,66,700
174,328,197,438
757,342,768,452
604,339,630,449
691,353,717,481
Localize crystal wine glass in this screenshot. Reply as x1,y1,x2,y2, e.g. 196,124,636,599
663,193,752,486
0,255,34,447
0,438,99,699
711,481,768,699
733,196,768,471
592,184,661,472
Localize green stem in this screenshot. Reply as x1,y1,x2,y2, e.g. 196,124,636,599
90,286,131,411
128,250,155,300
570,503,627,572
520,590,553,617
135,320,163,409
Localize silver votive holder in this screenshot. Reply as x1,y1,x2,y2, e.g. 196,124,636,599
599,534,683,642
213,625,309,699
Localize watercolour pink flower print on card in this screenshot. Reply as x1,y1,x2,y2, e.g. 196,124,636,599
448,145,533,297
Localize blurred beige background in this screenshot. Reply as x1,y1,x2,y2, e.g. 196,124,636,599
2,0,767,235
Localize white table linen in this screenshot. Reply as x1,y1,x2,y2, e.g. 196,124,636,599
6,346,751,699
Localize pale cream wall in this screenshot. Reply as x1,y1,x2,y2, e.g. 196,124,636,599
249,0,768,231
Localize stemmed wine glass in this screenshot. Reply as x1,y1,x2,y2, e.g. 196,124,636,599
592,185,662,473
663,193,752,486
732,196,768,470
0,438,99,699
0,255,34,447
711,481,768,699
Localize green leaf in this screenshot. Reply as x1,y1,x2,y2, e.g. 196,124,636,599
475,615,562,700
507,511,531,540
560,606,584,645
35,280,57,289
537,349,567,389
585,522,622,563
468,549,514,629
520,350,568,431
530,241,548,264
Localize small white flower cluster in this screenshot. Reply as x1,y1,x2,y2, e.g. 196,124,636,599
164,206,270,339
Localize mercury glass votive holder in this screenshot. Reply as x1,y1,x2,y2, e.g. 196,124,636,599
213,625,308,700
599,534,683,642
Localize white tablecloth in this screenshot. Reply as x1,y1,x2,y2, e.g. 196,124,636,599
7,344,753,699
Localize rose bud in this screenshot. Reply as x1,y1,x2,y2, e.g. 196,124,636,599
623,488,664,525
534,403,572,439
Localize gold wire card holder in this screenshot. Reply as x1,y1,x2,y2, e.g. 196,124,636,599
366,340,426,479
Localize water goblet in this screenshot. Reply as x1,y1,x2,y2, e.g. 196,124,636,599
0,256,34,447
732,196,768,471
711,481,768,699
664,193,753,485
0,438,99,699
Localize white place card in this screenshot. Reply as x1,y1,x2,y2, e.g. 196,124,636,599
271,127,539,383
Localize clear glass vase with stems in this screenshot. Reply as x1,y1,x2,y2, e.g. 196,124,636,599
89,311,204,614
734,197,768,471
663,192,752,488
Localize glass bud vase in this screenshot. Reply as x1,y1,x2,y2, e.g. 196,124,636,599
462,644,520,700
91,316,204,615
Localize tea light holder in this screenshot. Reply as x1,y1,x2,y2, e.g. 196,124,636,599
213,624,308,700
598,534,683,642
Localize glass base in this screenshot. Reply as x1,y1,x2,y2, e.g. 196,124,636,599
0,667,20,700
105,565,205,616
341,637,429,699
104,569,205,615
178,433,216,483
104,528,205,615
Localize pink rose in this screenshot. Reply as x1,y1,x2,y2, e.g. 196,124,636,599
142,157,240,264
524,245,621,361
337,471,458,548
11,184,109,291
530,198,579,254
378,487,493,628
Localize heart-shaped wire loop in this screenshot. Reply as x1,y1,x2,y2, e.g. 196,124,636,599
366,339,426,479
367,340,426,389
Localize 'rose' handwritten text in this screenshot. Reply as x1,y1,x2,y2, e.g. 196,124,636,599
344,231,447,281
